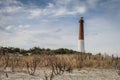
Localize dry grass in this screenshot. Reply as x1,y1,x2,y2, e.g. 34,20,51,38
0,53,120,75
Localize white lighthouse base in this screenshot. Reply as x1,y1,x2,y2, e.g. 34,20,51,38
78,40,85,53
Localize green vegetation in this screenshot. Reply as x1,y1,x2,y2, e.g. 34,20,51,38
0,47,76,55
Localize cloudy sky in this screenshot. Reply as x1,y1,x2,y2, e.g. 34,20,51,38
0,0,120,56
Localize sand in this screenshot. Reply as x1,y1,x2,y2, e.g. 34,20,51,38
0,68,120,80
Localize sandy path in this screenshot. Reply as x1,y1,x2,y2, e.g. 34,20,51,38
0,68,120,80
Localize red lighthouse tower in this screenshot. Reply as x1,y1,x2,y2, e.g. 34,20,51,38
78,17,85,53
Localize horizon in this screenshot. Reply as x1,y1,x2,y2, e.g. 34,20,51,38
0,0,120,56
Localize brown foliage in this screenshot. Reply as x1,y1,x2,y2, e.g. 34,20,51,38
0,53,119,75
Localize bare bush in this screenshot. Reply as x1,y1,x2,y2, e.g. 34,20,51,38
48,55,73,75
0,53,119,76
115,57,120,76
10,55,21,72
25,56,40,75
3,55,10,70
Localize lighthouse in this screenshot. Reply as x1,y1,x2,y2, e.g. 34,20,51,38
78,17,85,53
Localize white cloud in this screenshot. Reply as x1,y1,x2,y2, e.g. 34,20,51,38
54,0,72,4
18,25,30,29
4,6,22,13
5,26,13,30
86,0,98,7
0,0,23,14
26,0,87,18
3,25,30,32
0,25,33,48
67,6,86,15
29,9,42,19
2,0,119,20
53,6,86,16
75,6,86,14
47,3,54,8
51,0,87,16
54,8,67,16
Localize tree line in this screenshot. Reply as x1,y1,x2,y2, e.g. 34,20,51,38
0,47,76,55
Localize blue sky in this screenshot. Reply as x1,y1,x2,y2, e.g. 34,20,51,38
0,0,120,56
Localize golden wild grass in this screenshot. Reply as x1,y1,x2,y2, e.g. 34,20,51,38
0,53,119,69
0,53,120,78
